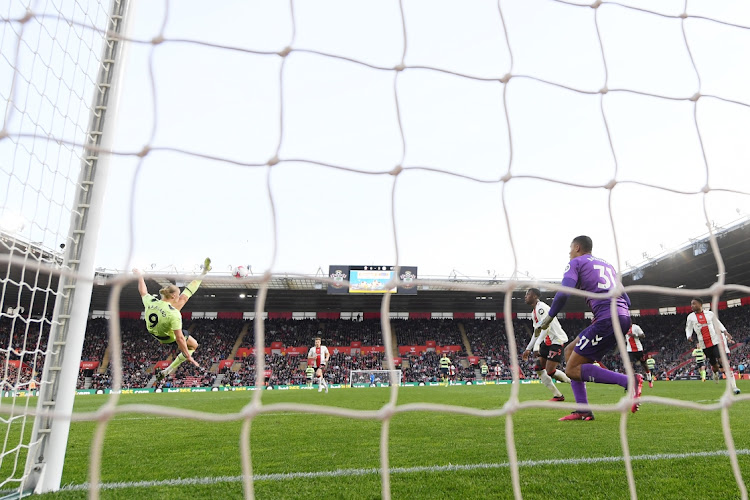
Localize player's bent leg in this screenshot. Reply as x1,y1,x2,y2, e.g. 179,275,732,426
564,342,576,363
631,374,644,413
543,360,564,400
561,353,593,417
537,368,562,399
564,352,589,382
550,369,571,384
165,336,198,375
545,349,570,383
712,364,721,383
187,336,199,351
571,320,630,390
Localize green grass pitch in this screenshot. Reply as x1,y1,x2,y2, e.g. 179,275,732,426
6,379,747,499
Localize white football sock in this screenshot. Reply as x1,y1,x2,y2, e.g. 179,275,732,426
553,369,571,383
538,370,562,397
726,371,737,389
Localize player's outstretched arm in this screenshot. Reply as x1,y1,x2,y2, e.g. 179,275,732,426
133,269,149,297
174,329,199,368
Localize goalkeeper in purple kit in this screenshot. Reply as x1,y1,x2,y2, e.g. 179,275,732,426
539,236,643,421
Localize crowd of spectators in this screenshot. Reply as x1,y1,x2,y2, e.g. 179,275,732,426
0,319,47,390
392,319,462,346
3,304,748,390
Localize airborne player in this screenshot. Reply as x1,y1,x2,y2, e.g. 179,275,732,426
134,258,211,381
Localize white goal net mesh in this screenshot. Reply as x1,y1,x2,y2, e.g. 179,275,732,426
350,370,402,387
0,0,114,494
2,0,750,499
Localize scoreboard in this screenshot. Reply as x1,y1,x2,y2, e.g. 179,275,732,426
327,265,418,295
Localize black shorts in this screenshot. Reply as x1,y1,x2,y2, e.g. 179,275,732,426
695,360,706,368
440,368,449,375
315,365,327,374
628,351,646,364
539,343,564,363
703,345,721,366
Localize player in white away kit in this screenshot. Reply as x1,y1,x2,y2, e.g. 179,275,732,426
685,298,740,395
626,324,654,388
522,288,571,401
307,337,330,393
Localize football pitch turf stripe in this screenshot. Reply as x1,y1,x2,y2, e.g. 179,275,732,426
43,448,750,492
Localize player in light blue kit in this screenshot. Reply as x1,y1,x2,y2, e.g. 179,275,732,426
539,236,643,421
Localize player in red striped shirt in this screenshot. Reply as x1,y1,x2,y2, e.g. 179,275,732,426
685,298,739,394
307,337,330,393
625,324,653,388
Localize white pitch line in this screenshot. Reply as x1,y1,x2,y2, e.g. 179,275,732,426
44,448,750,492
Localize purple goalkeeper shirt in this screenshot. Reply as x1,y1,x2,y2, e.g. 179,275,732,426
554,254,630,322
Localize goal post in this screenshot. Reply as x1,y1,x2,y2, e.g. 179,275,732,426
349,370,402,388
14,0,132,494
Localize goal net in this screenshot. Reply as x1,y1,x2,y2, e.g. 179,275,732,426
1,0,749,499
350,369,403,387
1,0,127,495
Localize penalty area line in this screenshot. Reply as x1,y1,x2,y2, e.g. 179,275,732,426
47,448,750,492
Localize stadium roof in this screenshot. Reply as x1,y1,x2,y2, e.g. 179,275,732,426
620,217,750,310
3,219,750,317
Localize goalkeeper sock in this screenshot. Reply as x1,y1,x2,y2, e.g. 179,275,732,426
538,370,561,397
552,369,571,383
164,348,195,375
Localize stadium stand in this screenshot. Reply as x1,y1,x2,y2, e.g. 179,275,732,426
15,304,743,389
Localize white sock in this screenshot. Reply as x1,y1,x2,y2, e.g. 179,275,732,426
726,371,737,389
553,369,571,383
538,370,561,397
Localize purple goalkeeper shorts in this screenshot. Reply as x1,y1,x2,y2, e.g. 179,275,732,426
573,316,632,361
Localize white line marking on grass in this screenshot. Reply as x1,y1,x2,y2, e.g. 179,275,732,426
47,448,750,492
111,412,314,421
